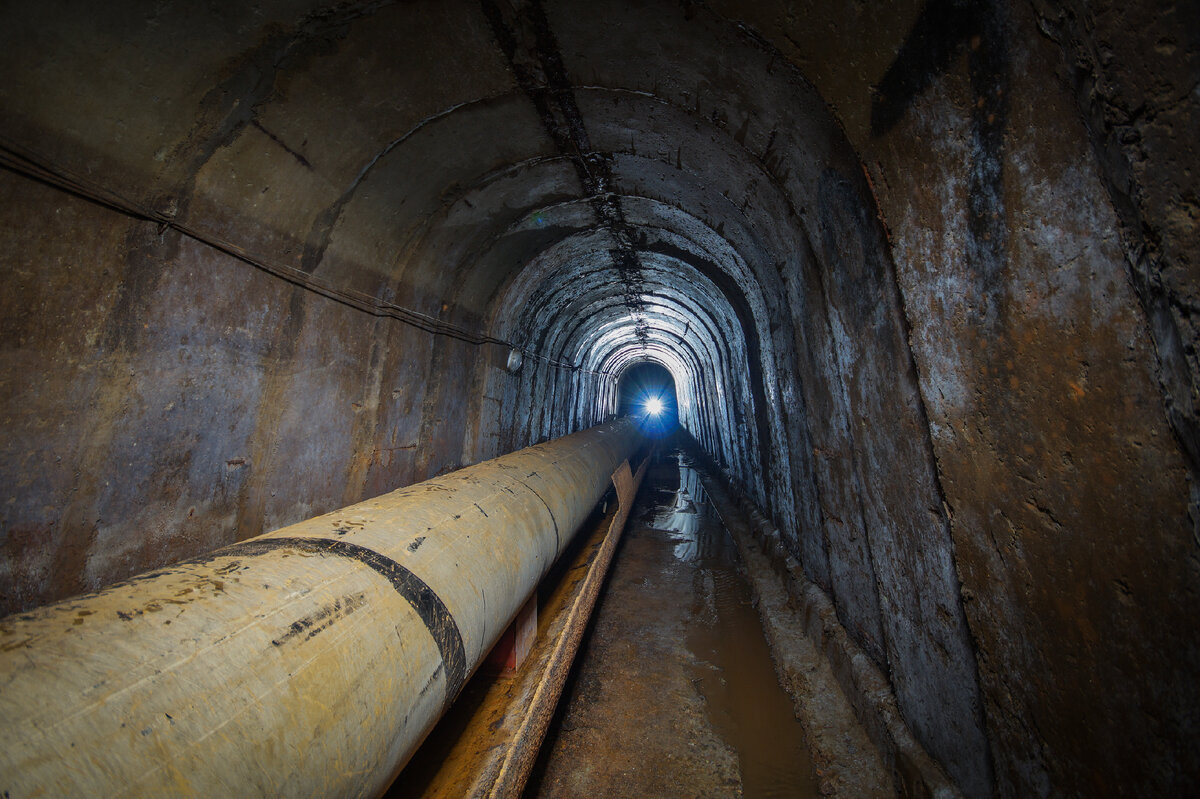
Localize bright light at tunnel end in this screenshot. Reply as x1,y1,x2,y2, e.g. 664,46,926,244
614,362,678,438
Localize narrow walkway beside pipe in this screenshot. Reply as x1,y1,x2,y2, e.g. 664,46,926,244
0,419,643,798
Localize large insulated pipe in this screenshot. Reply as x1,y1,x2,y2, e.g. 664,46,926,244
0,419,642,797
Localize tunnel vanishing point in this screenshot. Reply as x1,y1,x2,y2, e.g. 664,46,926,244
0,1,1197,797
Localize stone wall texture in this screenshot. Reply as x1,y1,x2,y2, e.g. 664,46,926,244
1,1,1196,796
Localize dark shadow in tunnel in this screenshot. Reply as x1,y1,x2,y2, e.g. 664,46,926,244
617,361,678,438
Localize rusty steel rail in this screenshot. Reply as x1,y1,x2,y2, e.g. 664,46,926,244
390,455,651,799
484,455,650,796
0,419,643,798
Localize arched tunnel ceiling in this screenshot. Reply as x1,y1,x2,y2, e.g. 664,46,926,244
0,0,859,447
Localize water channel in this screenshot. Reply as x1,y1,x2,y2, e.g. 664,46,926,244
527,448,817,798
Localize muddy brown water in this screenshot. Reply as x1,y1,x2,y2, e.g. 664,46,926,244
528,448,817,798
671,455,818,798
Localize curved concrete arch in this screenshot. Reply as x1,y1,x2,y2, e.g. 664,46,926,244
2,1,1196,796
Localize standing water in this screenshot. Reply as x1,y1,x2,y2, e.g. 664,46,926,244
528,448,817,798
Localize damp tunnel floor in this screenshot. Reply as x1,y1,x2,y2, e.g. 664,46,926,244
524,446,819,798
384,439,896,799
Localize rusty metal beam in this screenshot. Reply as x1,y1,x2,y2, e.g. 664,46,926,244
0,419,643,798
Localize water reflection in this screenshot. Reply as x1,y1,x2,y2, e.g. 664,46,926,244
649,448,818,799
646,454,721,563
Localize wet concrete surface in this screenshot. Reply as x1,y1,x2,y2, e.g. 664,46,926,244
525,449,818,798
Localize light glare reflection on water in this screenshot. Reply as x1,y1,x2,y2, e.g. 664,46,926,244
647,451,818,799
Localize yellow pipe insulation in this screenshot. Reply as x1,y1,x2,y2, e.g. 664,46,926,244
0,419,643,797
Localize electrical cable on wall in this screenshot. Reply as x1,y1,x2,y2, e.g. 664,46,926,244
0,136,607,377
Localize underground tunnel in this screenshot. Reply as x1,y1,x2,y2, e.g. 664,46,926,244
0,0,1197,796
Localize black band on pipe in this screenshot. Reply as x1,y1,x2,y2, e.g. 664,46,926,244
218,537,468,705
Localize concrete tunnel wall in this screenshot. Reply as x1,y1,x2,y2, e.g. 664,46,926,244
0,1,1196,797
